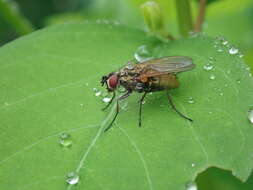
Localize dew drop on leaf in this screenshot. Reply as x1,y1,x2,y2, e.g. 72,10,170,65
187,97,194,104
209,74,216,80
191,163,195,167
66,172,79,185
95,91,101,97
59,133,72,148
185,181,197,190
248,108,253,124
102,97,111,103
203,63,214,71
134,45,152,62
125,61,135,70
229,47,239,55
222,40,228,45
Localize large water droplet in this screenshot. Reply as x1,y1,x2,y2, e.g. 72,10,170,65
134,45,152,62
229,47,239,55
191,163,195,167
187,97,194,104
248,108,253,124
59,133,72,148
66,172,79,185
209,74,216,80
185,181,197,190
203,63,214,71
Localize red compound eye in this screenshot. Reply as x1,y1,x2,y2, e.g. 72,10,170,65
108,74,118,89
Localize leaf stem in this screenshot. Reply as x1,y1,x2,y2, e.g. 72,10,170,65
0,0,34,36
194,0,207,32
175,0,193,37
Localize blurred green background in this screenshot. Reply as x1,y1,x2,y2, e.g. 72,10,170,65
0,0,252,189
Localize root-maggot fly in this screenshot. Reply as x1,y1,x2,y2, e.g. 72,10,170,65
101,56,195,132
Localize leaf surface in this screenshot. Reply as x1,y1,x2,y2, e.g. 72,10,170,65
0,23,253,190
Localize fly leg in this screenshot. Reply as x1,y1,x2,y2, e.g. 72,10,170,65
102,91,116,111
138,92,148,127
104,90,132,132
167,91,193,122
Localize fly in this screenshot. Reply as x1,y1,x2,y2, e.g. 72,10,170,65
101,56,195,131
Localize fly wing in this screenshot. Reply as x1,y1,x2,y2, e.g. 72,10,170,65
140,56,195,74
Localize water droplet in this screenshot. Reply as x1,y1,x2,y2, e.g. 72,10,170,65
222,40,228,45
236,79,241,83
125,61,135,70
66,172,79,185
59,133,72,148
238,53,244,58
248,108,253,124
217,48,223,52
187,97,194,104
229,47,239,55
141,100,146,105
209,74,216,80
85,82,89,86
226,70,231,74
93,88,98,92
185,181,197,190
209,111,213,114
102,97,111,103
134,45,152,62
80,103,84,108
220,92,224,96
95,91,101,97
203,63,214,71
191,163,195,167
4,102,9,106
225,83,228,87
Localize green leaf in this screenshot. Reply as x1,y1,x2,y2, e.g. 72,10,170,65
0,23,253,190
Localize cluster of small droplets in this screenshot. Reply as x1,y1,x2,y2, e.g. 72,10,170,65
214,87,224,97
58,133,72,148
213,36,244,57
93,87,111,103
203,57,216,71
66,172,79,185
